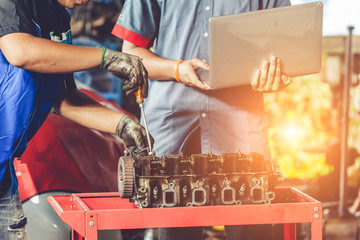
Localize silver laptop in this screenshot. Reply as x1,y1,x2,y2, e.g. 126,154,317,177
198,2,323,90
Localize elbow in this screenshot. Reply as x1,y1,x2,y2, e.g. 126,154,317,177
4,49,30,69
0,36,32,69
52,89,68,115
7,57,27,69
0,33,40,69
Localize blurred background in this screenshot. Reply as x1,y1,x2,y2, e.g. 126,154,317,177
68,1,360,239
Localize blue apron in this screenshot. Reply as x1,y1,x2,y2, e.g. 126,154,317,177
0,51,66,195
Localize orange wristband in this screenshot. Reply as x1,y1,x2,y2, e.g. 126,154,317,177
174,60,184,82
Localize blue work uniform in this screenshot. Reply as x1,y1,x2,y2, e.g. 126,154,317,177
0,0,73,196
113,0,291,158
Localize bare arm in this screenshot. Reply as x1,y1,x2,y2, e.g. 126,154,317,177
122,41,209,90
0,32,103,73
0,33,152,152
53,89,153,154
0,32,149,97
53,89,123,134
0,33,119,131
122,41,175,80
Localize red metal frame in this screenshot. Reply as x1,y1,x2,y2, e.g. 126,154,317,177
47,187,322,240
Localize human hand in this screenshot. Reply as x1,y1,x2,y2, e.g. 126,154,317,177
116,115,154,157
100,49,149,97
251,56,292,93
177,58,209,90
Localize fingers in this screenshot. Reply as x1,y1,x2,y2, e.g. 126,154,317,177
133,128,148,150
140,64,149,98
185,70,209,90
192,58,210,71
105,51,149,97
272,58,282,90
121,122,149,155
140,128,154,150
282,74,292,86
251,69,261,89
123,75,138,96
252,56,291,93
264,56,277,90
259,60,270,89
123,58,149,97
133,128,154,156
177,59,209,90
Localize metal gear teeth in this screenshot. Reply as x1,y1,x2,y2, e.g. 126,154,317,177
118,156,134,198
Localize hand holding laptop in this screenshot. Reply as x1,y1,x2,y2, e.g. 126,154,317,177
251,56,292,93
176,55,291,93
175,58,209,90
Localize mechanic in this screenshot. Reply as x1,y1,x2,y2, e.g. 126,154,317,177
0,0,153,239
112,0,292,239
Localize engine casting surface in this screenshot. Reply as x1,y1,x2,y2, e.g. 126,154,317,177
118,151,282,208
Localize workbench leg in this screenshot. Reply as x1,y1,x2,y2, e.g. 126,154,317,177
284,223,296,240
311,218,323,240
85,213,98,240
71,229,83,240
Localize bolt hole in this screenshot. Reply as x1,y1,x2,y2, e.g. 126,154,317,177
267,192,275,200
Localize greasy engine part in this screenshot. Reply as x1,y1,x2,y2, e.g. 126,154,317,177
118,156,134,198
118,151,282,208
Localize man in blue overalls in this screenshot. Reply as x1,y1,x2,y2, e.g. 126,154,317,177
0,0,153,239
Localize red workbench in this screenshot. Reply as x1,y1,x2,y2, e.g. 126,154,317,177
47,187,322,240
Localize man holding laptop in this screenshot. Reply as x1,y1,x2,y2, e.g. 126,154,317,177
112,0,292,239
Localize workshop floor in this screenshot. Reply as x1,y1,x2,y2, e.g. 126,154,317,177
324,217,360,240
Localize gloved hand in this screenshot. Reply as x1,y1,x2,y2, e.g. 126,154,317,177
100,49,148,97
116,115,154,156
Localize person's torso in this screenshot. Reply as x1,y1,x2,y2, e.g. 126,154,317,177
0,0,72,190
153,0,289,61
145,0,291,114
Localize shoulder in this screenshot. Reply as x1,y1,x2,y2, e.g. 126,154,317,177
0,0,35,37
0,0,34,14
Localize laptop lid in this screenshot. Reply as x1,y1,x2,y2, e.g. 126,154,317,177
198,2,323,90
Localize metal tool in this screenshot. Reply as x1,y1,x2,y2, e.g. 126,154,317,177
135,87,154,155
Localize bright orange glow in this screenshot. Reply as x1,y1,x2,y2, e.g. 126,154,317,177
264,74,334,179
282,124,306,141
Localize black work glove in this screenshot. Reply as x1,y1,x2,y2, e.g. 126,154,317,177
116,115,154,157
100,49,148,97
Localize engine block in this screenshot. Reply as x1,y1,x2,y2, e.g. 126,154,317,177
118,151,282,208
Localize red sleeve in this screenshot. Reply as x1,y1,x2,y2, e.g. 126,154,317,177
112,24,153,48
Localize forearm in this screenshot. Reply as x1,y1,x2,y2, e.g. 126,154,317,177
0,33,103,73
55,89,153,154
122,41,176,80
122,41,209,90
55,89,123,134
